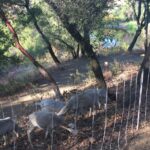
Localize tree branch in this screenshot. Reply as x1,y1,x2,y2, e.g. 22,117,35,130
0,7,63,101
45,0,107,88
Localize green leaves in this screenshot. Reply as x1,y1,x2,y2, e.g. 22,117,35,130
0,23,12,57
30,7,43,16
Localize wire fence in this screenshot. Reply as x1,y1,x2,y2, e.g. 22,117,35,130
0,69,150,150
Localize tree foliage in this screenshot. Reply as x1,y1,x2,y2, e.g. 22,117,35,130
0,22,12,58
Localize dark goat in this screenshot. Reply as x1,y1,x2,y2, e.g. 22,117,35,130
57,88,108,116
27,111,78,148
0,117,19,145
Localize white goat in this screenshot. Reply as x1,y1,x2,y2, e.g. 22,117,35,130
36,99,65,113
0,117,19,145
27,111,78,148
57,88,108,116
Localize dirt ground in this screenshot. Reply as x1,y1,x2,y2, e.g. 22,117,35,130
1,51,150,150
125,126,150,150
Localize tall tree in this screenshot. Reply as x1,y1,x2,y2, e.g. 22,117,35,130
139,43,150,84
51,33,79,59
0,7,63,101
24,0,61,65
128,0,146,52
138,0,150,84
44,0,108,89
81,24,90,56
143,0,149,52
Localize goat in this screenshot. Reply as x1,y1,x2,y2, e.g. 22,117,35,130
27,110,78,148
36,99,65,113
57,88,108,116
0,117,19,145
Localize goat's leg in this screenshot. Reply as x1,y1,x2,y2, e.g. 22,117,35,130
12,130,18,150
57,105,68,116
96,102,101,114
98,101,101,109
45,127,49,139
3,135,7,146
13,130,19,138
27,124,35,148
89,107,92,117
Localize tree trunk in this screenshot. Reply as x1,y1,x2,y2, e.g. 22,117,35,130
81,45,85,56
139,43,150,85
139,0,150,84
138,1,150,85
128,25,144,52
45,0,106,89
71,44,80,59
0,8,63,101
76,43,80,58
128,0,146,52
81,25,90,56
144,0,149,53
83,24,90,44
51,33,79,59
25,0,60,65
